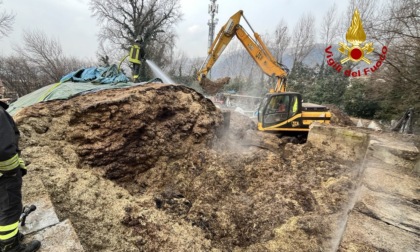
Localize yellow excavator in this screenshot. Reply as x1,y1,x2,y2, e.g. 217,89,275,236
197,10,331,134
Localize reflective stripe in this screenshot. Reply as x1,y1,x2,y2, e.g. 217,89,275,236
0,222,19,232
129,44,141,64
293,98,298,112
18,158,26,170
0,154,19,171
38,82,62,102
0,221,19,240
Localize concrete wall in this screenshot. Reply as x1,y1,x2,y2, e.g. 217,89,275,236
307,124,370,162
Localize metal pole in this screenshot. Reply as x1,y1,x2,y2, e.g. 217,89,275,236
208,0,218,50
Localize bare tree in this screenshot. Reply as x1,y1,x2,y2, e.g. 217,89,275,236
25,30,91,78
15,29,68,82
321,3,341,46
3,30,92,95
291,13,316,69
271,19,291,64
89,0,183,80
0,1,15,38
97,41,111,67
0,55,42,96
317,3,342,76
165,50,203,85
0,54,89,97
166,50,187,77
371,0,419,94
230,39,250,79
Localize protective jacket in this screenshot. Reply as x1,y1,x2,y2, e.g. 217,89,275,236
0,101,22,172
0,101,25,243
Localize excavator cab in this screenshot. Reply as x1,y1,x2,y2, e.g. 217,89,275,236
258,92,331,133
258,93,302,131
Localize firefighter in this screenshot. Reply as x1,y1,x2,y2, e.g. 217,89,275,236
128,35,146,82
0,101,41,252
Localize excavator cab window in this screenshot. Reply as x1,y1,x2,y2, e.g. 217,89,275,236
259,95,289,126
268,96,289,113
258,93,302,128
290,96,299,116
258,96,268,123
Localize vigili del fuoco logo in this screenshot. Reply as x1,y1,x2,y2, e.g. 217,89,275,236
325,9,387,77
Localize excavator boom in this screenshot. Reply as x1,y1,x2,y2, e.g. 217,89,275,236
198,11,242,82
234,26,287,92
198,10,288,94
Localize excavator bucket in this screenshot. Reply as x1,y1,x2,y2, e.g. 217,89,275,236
199,77,230,95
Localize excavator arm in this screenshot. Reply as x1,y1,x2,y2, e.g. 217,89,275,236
198,10,288,95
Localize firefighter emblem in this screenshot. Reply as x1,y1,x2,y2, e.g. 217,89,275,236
338,9,374,64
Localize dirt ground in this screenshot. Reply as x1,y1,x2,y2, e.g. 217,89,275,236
14,83,384,251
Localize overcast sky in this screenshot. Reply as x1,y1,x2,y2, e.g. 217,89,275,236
0,0,349,60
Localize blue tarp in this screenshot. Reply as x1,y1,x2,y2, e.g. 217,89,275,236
59,64,129,84
6,64,166,116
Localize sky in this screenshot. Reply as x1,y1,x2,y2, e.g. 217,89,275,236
0,0,349,60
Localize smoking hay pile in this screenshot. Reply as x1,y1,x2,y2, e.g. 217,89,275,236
15,83,363,251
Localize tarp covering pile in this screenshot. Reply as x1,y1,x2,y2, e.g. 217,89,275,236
6,65,158,116
59,64,129,84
